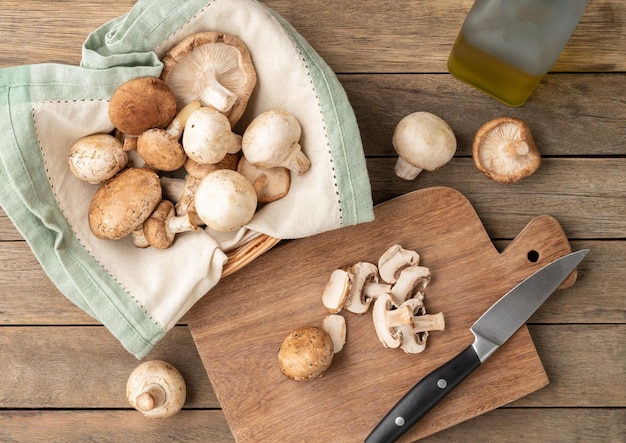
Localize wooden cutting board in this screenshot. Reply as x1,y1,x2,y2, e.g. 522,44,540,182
187,187,577,442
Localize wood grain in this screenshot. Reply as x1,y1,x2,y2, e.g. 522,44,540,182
0,0,623,442
187,187,580,442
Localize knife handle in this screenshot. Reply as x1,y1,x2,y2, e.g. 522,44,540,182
365,345,481,443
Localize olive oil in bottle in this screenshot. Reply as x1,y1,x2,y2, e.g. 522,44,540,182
448,0,588,107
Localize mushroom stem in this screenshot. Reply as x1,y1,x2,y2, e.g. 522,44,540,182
411,312,445,333
197,67,238,113
135,384,167,412
394,156,423,180
165,100,202,138
168,212,197,234
384,303,416,329
285,144,311,175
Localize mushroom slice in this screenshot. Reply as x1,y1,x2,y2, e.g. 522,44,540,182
68,134,128,184
345,262,391,315
396,295,445,354
277,326,334,382
473,116,541,184
378,245,420,284
372,292,412,349
241,110,311,175
392,112,457,180
237,157,291,203
390,265,431,305
322,268,351,314
108,77,178,136
322,314,347,354
161,31,257,126
126,360,186,419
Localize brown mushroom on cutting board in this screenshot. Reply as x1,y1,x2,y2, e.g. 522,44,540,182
277,326,335,382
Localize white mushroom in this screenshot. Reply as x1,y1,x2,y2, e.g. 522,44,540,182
126,360,186,419
396,295,445,354
390,265,431,305
392,111,457,180
345,262,392,315
322,314,347,354
193,169,257,232
378,244,420,284
68,134,128,184
182,106,242,165
321,268,351,314
241,110,311,175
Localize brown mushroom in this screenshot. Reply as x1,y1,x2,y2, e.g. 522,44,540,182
126,360,186,419
141,200,197,249
88,167,161,240
160,31,257,126
108,77,178,136
277,326,334,381
473,117,541,184
136,100,201,172
237,157,291,203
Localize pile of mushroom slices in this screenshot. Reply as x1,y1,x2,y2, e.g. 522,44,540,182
322,244,445,354
68,31,311,249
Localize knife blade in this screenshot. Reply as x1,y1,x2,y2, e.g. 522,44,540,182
365,249,589,443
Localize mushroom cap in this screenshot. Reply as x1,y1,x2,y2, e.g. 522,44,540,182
137,129,187,172
182,107,233,165
277,326,334,381
193,169,257,232
242,110,310,174
392,112,457,179
236,157,291,203
88,167,162,240
68,134,128,184
143,200,177,249
160,31,257,126
472,117,541,184
126,360,186,419
108,77,178,136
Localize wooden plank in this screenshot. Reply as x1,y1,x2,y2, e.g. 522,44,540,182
0,410,235,443
1,1,624,73
0,326,220,408
340,73,626,157
0,408,622,443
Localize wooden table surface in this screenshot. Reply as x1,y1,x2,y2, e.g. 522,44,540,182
1,1,624,442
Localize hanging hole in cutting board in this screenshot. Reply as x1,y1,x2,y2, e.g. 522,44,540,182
527,250,540,263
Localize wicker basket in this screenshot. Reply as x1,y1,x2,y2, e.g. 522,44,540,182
222,234,281,277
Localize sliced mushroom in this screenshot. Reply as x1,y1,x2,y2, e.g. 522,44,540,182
392,111,457,180
345,262,391,315
68,133,128,184
322,268,351,314
88,167,162,240
277,326,334,382
182,106,242,165
390,265,431,305
237,157,291,203
126,360,186,419
108,77,178,136
136,100,201,172
378,244,420,284
372,292,413,349
241,110,311,175
322,314,347,354
193,169,257,232
160,31,257,126
473,117,541,184
396,295,445,354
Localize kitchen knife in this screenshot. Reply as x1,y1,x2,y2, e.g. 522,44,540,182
365,249,589,443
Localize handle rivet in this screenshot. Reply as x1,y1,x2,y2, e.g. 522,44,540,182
437,378,448,389
395,416,405,427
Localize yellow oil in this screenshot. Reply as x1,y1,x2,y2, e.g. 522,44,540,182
447,33,545,107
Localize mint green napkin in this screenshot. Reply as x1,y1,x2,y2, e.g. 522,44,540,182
0,0,373,358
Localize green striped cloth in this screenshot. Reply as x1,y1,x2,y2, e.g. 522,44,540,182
0,0,373,358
